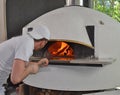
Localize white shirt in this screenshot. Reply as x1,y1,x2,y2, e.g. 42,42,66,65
0,35,34,94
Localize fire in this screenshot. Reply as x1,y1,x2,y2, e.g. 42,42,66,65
48,41,74,58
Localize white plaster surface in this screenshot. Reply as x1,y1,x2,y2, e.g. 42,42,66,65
23,6,120,91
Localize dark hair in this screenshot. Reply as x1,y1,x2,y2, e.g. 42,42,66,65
34,38,48,42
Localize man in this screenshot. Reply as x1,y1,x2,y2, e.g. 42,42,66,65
0,25,50,95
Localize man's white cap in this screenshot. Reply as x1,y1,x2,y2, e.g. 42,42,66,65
27,25,50,40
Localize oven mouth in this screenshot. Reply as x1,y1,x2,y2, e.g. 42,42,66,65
33,41,94,58
30,41,99,65
30,40,114,67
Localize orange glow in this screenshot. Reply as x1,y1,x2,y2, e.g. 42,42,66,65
48,41,74,58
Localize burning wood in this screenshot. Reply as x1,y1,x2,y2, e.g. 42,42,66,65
47,41,74,59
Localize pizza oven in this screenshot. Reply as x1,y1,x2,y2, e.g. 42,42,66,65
20,0,120,95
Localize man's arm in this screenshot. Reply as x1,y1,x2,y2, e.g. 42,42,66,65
10,58,49,84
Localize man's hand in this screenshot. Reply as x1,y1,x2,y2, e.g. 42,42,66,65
38,58,49,67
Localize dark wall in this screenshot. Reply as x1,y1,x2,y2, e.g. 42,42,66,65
83,0,90,7
6,0,65,39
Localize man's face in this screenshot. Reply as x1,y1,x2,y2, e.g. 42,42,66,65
34,40,48,51
40,40,48,49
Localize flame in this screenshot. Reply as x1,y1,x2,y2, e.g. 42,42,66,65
48,41,74,58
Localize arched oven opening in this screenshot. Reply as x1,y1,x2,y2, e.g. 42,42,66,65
45,41,94,60
31,40,95,66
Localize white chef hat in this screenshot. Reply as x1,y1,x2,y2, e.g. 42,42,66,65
27,25,50,40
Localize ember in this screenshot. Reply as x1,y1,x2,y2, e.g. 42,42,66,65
47,41,74,60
